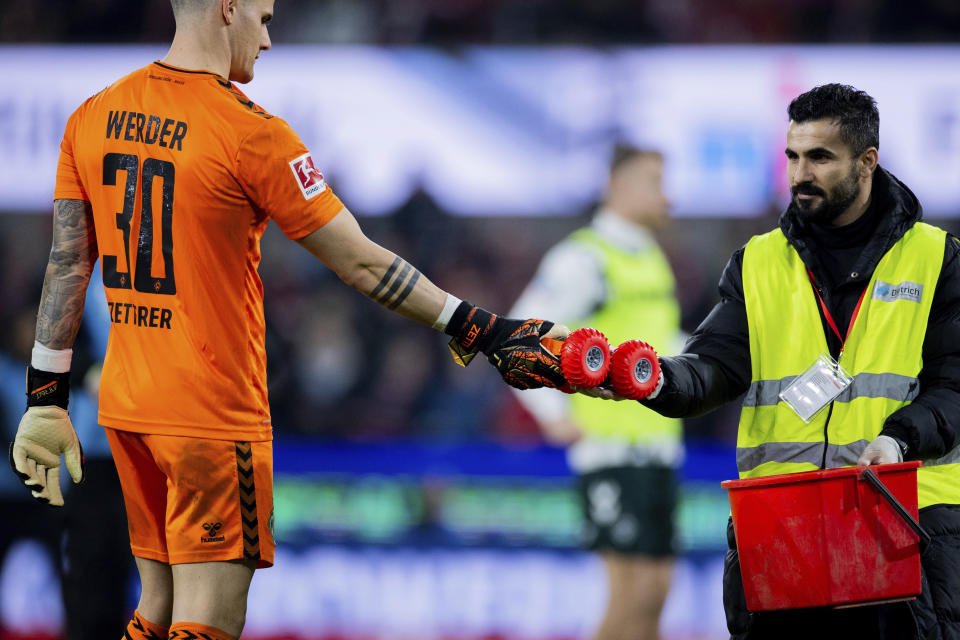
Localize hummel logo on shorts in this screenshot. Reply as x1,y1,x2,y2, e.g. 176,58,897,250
200,521,225,543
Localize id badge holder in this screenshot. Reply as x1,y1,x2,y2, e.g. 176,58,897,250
779,354,853,423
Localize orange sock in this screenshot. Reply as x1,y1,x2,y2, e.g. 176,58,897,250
169,622,237,640
123,610,169,640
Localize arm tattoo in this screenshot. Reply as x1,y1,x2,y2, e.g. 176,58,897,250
35,199,98,349
369,256,422,310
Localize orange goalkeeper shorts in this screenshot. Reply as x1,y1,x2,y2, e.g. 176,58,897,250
105,428,275,568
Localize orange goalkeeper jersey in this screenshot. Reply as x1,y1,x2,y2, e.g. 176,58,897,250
54,62,344,441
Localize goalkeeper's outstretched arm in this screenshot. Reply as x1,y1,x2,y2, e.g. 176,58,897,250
296,206,448,326
296,207,568,389
10,198,96,506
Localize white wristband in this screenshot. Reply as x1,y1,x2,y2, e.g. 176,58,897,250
32,341,72,373
432,294,463,331
645,371,665,400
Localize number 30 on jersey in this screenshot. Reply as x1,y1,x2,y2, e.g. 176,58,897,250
101,153,176,295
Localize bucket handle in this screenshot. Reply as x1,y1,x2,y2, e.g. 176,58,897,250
860,467,931,546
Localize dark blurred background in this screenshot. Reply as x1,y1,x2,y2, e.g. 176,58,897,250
3,0,960,44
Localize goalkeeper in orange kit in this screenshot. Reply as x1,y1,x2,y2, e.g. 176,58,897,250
9,2,568,639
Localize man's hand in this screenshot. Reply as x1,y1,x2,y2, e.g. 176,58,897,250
10,406,84,506
570,367,664,402
572,385,627,401
857,435,903,466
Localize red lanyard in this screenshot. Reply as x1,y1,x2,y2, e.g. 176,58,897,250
806,269,869,350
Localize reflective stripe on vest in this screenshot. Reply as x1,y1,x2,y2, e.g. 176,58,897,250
739,221,960,508
737,439,960,474
742,372,920,407
736,439,870,471
566,228,683,451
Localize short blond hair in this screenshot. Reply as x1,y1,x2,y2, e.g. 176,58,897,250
170,0,209,17
610,145,662,175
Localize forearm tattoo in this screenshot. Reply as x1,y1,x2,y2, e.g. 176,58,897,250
36,199,97,349
369,256,421,310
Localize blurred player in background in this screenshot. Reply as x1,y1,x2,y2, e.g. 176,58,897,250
511,147,682,640
8,1,568,640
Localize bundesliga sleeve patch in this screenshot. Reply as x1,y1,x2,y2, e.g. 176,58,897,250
289,152,327,200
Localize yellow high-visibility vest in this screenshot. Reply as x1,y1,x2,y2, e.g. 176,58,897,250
739,221,960,508
568,228,683,448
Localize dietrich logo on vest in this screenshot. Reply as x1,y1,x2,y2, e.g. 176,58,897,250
872,280,923,304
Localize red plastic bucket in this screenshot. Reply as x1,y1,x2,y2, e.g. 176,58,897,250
721,461,925,611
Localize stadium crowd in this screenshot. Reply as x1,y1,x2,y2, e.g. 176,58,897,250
1,0,959,45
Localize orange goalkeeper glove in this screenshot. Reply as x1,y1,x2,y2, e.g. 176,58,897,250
444,302,567,390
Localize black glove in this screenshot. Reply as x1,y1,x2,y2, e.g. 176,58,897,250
444,302,566,390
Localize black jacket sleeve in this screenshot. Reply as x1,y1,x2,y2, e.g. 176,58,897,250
643,248,752,418
881,236,960,460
